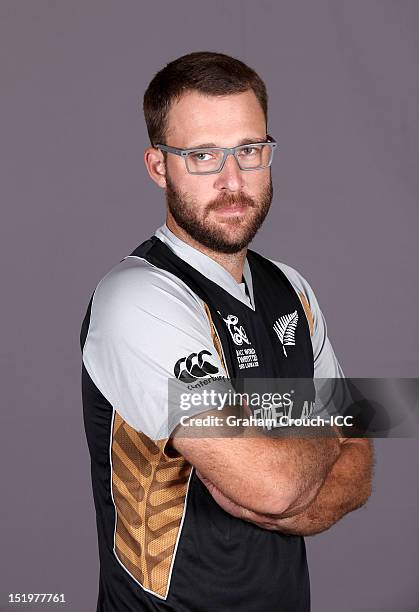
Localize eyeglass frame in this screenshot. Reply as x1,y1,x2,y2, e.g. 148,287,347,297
154,136,277,175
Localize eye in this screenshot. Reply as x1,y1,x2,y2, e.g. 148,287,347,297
238,146,259,157
190,151,214,162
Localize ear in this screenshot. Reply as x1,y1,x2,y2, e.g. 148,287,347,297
144,146,166,188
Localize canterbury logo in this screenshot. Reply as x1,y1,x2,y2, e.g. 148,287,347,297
273,310,299,357
174,350,219,383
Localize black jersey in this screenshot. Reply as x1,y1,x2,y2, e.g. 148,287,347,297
81,225,343,611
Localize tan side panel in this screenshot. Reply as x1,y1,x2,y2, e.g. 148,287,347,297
298,292,314,336
112,411,192,598
203,302,227,370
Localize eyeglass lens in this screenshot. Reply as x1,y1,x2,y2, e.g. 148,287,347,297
185,143,274,174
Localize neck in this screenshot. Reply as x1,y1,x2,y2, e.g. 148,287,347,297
166,216,247,283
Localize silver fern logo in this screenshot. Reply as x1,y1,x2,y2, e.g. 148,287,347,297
273,311,299,357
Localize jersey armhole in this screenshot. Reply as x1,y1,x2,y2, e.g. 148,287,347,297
298,292,314,336
156,437,183,459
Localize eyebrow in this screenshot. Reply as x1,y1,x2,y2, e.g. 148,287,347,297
185,137,267,149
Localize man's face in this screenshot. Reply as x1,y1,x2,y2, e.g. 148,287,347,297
163,90,273,254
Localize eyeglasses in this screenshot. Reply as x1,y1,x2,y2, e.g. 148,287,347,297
155,136,277,175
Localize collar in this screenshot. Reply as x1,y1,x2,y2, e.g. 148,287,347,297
154,224,255,310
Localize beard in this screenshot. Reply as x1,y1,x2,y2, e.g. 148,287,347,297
165,173,273,254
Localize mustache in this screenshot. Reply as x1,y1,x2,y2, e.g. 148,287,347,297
206,192,256,211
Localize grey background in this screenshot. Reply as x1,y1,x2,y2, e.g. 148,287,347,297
1,1,418,610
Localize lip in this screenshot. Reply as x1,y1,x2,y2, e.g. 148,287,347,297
212,204,249,214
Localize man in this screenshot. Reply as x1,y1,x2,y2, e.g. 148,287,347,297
81,52,373,611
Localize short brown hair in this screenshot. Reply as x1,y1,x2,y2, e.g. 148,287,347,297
143,51,268,146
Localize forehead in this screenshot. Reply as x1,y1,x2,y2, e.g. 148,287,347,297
165,90,266,148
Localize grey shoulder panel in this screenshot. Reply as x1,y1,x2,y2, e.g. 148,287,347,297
82,256,229,438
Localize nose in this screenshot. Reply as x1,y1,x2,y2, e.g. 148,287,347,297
213,152,245,192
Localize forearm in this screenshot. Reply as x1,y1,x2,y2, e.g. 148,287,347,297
202,439,374,535
262,439,373,534
174,419,342,515
257,433,342,515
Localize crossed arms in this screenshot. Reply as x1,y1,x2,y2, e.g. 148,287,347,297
171,423,374,536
